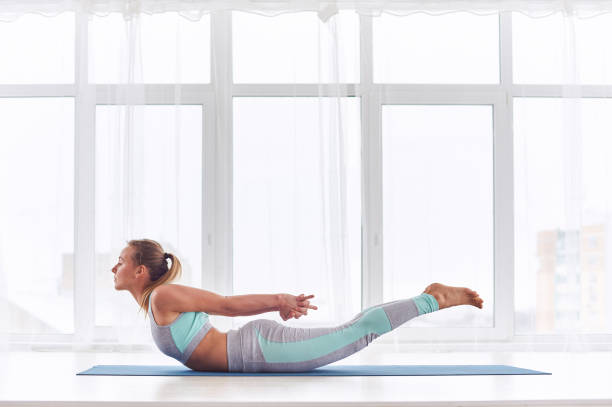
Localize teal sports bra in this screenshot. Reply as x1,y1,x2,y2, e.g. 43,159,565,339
148,295,213,364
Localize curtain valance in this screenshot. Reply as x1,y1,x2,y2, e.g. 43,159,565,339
2,0,612,22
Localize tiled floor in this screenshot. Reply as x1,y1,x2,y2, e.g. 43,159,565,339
1,346,611,406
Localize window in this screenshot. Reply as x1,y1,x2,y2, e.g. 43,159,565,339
233,97,362,325
513,12,612,84
0,97,74,334
514,97,612,334
4,9,612,347
0,13,74,83
373,12,499,83
94,105,203,325
382,105,494,328
90,12,211,83
233,11,359,83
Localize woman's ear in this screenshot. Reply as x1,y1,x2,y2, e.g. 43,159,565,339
136,264,148,278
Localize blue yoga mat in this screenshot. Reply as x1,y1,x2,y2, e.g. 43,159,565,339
77,364,550,376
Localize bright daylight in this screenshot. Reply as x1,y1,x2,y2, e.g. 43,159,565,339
0,1,611,406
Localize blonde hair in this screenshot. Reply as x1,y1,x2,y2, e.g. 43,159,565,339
126,238,182,318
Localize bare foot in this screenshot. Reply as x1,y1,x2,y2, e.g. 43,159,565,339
423,283,484,310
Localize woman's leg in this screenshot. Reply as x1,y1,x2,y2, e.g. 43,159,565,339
226,293,441,372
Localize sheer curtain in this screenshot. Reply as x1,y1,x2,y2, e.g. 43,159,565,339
0,0,611,353
512,11,612,350
87,12,204,347
0,2,360,351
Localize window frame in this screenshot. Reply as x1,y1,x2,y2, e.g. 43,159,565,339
3,9,612,349
373,90,510,343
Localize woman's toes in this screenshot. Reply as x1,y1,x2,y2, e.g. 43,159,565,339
468,290,482,301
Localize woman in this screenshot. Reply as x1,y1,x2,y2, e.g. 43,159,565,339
112,238,484,373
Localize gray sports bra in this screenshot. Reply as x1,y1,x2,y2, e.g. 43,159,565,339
148,296,213,364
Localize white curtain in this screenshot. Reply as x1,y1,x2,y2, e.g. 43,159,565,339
0,3,359,351
0,0,611,353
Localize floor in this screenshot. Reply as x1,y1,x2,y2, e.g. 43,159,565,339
1,345,611,407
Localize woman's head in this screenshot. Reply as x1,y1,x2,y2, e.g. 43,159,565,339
111,238,182,316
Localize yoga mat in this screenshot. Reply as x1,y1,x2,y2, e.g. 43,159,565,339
78,364,551,376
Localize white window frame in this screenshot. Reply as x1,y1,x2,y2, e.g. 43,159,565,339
4,9,612,349
358,13,511,343
371,90,510,343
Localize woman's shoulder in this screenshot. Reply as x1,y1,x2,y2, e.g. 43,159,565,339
149,285,183,324
150,283,178,302
149,284,192,309
149,284,222,315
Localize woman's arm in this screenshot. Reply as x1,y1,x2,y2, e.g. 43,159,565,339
225,294,281,316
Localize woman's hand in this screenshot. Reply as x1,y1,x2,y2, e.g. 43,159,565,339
278,293,318,321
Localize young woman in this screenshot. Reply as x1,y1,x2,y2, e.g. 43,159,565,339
112,238,484,373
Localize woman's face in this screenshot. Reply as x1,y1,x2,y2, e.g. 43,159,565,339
112,246,136,289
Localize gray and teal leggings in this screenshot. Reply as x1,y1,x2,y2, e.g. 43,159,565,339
225,293,439,372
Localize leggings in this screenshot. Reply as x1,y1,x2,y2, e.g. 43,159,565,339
225,293,439,372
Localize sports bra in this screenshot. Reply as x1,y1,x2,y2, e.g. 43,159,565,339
148,294,213,364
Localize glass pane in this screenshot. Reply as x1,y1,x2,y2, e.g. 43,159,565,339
95,105,202,326
514,98,612,334
0,13,74,84
382,105,494,327
0,98,74,334
373,13,499,84
233,11,359,83
90,13,210,83
513,12,612,84
233,97,361,326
